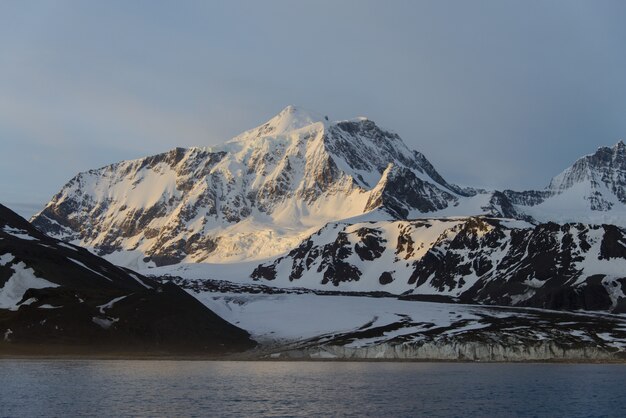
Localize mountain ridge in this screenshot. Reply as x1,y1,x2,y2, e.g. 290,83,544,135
30,106,626,268
32,106,466,266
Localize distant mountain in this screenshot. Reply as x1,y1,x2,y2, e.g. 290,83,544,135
502,140,626,225
250,217,626,313
32,106,472,266
0,204,254,354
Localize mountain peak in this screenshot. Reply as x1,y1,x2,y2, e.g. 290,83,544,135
591,139,626,162
261,105,325,136
32,103,468,265
229,105,327,143
544,140,626,211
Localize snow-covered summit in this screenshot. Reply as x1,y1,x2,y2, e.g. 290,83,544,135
548,140,626,199
231,105,326,141
498,140,626,224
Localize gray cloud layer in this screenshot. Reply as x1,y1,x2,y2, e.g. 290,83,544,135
2,0,626,217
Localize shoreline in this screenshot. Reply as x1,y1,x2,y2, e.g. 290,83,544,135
2,353,626,364
3,338,626,363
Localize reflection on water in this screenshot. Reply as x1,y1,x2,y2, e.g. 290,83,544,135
1,360,625,417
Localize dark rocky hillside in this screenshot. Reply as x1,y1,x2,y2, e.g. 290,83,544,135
0,204,255,355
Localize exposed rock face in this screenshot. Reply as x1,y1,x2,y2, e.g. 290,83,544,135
266,303,626,361
365,164,456,217
482,191,536,220
32,106,464,266
0,204,255,354
271,341,621,362
501,189,553,208
252,217,626,313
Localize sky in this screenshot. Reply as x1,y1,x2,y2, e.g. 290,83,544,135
1,0,626,218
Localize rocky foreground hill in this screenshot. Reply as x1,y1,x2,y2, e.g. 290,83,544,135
0,204,254,355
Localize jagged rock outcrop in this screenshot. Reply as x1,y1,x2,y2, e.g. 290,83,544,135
549,141,626,200
252,217,626,313
365,164,457,217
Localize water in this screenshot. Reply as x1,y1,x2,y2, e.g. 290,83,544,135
0,361,624,417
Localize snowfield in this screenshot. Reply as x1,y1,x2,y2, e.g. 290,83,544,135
178,283,626,361
194,292,500,343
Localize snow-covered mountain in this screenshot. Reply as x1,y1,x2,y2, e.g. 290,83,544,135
151,216,626,313
503,140,626,225
31,106,472,266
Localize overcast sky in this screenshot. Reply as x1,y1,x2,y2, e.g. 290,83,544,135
2,0,626,218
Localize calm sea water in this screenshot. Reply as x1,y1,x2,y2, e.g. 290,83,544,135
0,360,624,417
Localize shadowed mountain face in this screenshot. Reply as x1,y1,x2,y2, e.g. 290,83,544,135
0,204,255,355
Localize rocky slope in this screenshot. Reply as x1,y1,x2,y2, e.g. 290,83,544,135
248,216,626,313
0,204,254,355
31,106,474,266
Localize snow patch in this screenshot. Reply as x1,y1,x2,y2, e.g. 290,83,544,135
0,253,15,266
0,262,59,311
57,242,77,251
92,317,118,329
97,295,127,314
2,226,37,241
